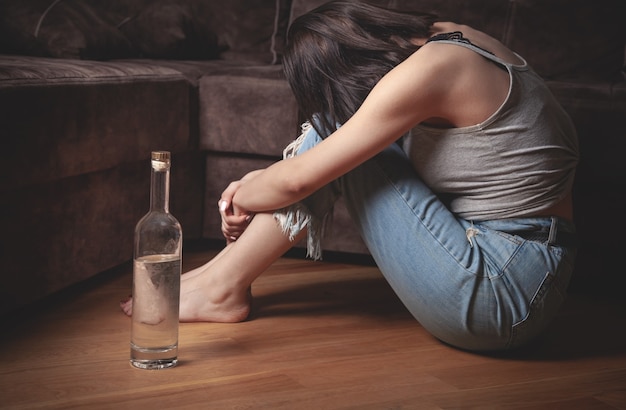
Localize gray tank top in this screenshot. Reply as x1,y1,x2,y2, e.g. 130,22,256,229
404,33,579,220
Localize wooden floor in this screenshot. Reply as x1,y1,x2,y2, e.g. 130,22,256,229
1,247,625,409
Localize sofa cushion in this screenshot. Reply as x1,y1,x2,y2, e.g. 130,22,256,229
198,64,299,156
0,54,183,85
0,55,190,191
119,59,263,86
0,0,135,60
118,0,220,60
104,0,293,64
0,0,293,64
200,0,293,64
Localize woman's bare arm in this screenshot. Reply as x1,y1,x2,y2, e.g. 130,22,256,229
231,45,466,213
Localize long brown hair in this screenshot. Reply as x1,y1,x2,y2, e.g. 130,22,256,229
283,1,437,137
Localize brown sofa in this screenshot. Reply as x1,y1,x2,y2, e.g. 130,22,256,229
1,0,624,316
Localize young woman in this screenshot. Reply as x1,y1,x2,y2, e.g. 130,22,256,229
122,1,579,352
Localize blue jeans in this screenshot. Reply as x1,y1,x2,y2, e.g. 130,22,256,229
275,122,577,351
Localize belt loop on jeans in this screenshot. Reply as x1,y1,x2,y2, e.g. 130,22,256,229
508,217,578,248
548,216,558,245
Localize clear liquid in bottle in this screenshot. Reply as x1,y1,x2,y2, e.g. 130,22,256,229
130,254,180,368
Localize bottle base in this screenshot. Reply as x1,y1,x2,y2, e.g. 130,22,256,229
130,358,178,370
130,343,178,370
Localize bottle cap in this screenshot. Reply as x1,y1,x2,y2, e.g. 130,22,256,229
151,151,171,162
151,151,171,171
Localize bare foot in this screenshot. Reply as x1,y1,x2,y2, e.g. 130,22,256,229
120,262,251,323
177,264,251,322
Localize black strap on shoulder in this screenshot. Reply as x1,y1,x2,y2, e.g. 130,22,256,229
426,31,495,56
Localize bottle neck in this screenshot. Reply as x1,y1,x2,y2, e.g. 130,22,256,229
150,165,170,213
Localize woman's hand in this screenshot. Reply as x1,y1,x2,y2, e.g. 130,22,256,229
218,170,263,243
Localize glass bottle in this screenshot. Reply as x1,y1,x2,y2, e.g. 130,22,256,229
130,151,182,370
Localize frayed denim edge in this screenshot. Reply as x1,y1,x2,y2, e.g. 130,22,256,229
273,121,326,260
274,202,325,260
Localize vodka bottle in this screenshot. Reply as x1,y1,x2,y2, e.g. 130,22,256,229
130,151,182,370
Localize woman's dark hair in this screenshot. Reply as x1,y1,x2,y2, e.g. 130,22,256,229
283,1,437,137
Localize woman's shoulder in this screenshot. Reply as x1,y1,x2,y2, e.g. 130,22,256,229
393,24,514,128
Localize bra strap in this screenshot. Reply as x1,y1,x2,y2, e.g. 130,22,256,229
426,31,495,56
